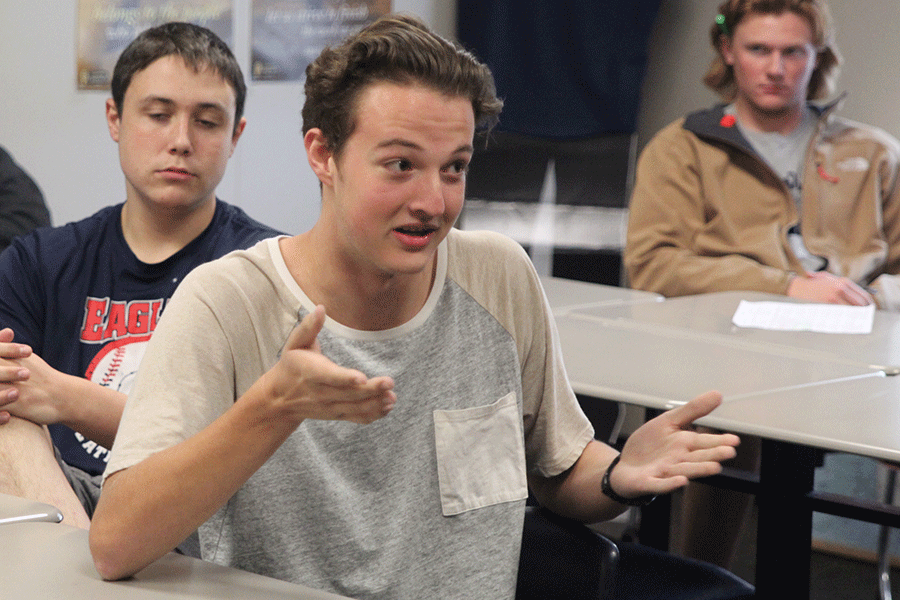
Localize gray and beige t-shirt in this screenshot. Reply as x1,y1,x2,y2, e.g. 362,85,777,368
106,229,594,600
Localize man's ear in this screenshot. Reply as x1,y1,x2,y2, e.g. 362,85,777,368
304,128,335,187
720,34,735,66
229,117,247,156
106,98,121,142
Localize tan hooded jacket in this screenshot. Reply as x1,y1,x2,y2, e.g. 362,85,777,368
625,100,900,308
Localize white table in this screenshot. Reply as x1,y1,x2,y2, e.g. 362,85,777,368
1,522,353,599
702,374,900,462
554,312,884,409
570,290,900,373
554,294,900,598
538,275,662,315
0,492,62,525
698,375,900,599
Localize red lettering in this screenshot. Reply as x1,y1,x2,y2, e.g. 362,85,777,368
127,301,151,335
81,296,168,343
149,299,164,331
103,301,127,340
81,298,109,342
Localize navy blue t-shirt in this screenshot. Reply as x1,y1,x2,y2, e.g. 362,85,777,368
0,200,282,476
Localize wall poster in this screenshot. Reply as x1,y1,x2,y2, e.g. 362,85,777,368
251,0,391,82
77,0,233,90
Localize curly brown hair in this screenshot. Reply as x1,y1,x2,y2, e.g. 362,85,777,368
301,14,503,157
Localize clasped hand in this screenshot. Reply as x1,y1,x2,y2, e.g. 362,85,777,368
0,327,63,426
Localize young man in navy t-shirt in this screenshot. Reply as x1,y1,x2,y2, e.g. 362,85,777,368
0,23,280,529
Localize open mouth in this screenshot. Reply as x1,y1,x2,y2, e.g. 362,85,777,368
395,225,437,237
393,224,441,249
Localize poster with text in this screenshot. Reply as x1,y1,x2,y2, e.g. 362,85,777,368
78,0,233,90
251,0,391,81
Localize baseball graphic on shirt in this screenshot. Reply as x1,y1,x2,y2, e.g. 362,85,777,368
84,335,152,394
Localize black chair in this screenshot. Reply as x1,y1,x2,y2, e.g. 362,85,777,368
516,506,756,600
613,542,755,600
517,506,620,600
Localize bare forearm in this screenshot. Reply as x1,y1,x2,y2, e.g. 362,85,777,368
90,385,300,580
57,375,125,449
90,307,397,580
532,392,739,525
529,440,625,524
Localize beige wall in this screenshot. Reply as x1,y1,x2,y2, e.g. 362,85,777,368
0,0,895,231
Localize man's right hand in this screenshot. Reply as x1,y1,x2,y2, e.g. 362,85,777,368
260,305,396,426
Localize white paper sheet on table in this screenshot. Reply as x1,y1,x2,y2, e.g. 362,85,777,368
732,300,875,334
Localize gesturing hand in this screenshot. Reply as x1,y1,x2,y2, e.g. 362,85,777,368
263,306,396,426
609,391,740,498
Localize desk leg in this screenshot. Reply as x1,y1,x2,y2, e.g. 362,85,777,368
755,439,816,599
637,495,671,551
637,408,671,551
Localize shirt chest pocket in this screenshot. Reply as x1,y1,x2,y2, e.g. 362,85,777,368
433,392,528,516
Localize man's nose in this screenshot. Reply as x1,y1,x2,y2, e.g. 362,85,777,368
766,53,786,77
168,117,193,155
411,171,446,217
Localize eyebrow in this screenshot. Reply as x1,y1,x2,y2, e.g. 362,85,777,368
137,96,228,114
376,138,474,155
742,40,810,48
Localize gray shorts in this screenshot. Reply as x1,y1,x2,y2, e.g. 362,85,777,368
53,445,102,517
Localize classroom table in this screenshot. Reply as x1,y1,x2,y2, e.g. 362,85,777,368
554,312,884,409
554,293,900,598
2,521,353,600
0,492,62,525
700,376,900,599
538,275,662,315
702,375,900,466
569,290,900,373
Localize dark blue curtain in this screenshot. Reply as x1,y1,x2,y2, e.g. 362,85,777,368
457,0,662,139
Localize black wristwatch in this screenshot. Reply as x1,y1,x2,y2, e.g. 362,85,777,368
601,454,657,507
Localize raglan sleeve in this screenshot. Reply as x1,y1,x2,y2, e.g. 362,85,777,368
104,263,240,481
506,243,595,478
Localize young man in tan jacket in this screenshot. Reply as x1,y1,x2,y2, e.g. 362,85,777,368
626,0,900,308
625,0,900,569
